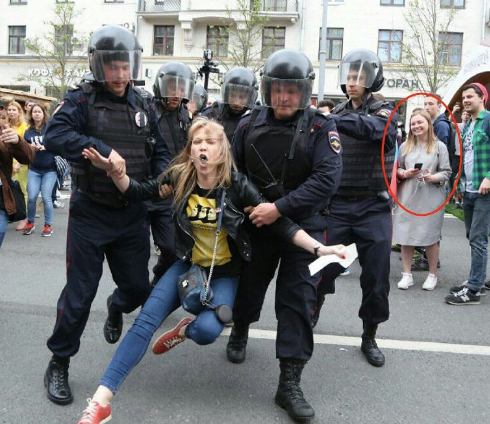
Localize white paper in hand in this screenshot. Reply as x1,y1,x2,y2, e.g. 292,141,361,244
308,243,358,276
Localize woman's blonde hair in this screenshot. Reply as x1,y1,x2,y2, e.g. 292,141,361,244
403,109,438,155
163,117,236,209
6,101,24,126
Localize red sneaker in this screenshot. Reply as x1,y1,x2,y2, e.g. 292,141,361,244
22,222,35,235
152,317,193,355
77,399,112,424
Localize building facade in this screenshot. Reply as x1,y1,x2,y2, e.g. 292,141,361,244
1,0,489,122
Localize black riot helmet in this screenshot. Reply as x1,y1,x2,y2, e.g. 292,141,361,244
260,49,315,110
189,84,208,114
88,25,143,83
222,67,258,109
339,48,385,95
153,62,195,103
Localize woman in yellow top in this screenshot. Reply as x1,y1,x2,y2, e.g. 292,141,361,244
7,101,29,230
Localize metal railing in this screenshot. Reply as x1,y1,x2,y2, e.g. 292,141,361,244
252,0,299,13
138,0,181,13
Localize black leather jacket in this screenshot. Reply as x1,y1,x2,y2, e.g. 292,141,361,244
122,172,301,262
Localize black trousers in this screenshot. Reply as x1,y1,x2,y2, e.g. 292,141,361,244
47,190,152,358
319,195,392,325
232,224,323,361
147,198,178,280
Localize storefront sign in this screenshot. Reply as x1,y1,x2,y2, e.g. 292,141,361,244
386,78,420,90
27,68,89,78
463,50,490,74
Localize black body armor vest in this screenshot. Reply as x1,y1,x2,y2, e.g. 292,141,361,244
210,103,244,143
155,102,190,158
71,82,151,207
333,99,395,192
243,108,314,202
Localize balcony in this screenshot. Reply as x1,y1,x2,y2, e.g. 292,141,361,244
138,0,181,13
254,0,299,13
252,0,299,23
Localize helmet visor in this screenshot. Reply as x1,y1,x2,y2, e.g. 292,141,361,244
91,50,141,82
158,75,194,101
190,92,207,113
222,84,256,109
260,77,313,110
338,62,379,89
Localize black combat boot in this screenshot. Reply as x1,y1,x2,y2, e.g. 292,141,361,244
275,359,315,422
104,294,123,344
361,322,385,367
226,323,249,364
44,357,73,405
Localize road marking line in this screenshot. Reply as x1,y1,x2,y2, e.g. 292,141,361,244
221,328,490,356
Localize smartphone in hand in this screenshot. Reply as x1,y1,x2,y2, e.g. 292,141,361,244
414,163,423,170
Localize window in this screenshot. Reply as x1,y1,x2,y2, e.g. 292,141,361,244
207,26,229,58
263,0,286,12
262,27,285,58
378,30,402,63
10,0,27,4
9,26,26,54
440,0,465,8
380,0,405,5
319,28,344,61
439,32,463,66
55,25,74,56
153,25,174,56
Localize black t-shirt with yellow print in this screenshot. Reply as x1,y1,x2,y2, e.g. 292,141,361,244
186,185,241,278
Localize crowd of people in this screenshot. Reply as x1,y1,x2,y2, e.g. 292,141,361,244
1,23,489,424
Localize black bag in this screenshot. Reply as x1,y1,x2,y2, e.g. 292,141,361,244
177,264,213,315
7,178,27,223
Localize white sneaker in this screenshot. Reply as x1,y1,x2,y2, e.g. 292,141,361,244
422,274,437,291
397,273,413,290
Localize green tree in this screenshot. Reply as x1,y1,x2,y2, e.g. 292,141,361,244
220,0,274,72
18,2,88,101
397,0,463,93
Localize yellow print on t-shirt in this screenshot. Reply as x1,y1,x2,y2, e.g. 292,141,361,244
187,193,231,267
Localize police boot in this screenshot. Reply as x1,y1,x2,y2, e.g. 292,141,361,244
226,323,249,364
310,293,325,329
104,294,123,344
275,359,315,422
361,322,385,367
44,357,73,405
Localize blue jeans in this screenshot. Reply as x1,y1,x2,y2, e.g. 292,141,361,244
99,260,238,394
0,209,8,249
27,169,57,226
463,191,490,291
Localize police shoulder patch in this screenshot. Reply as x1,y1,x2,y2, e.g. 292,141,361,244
328,131,342,154
375,108,391,118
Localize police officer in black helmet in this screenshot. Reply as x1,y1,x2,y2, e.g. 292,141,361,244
201,66,257,142
148,62,195,285
227,49,342,422
313,49,397,368
188,84,208,118
43,24,170,405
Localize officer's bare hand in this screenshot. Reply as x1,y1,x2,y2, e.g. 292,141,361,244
248,203,281,227
107,149,126,179
82,147,113,171
0,127,20,144
479,177,490,195
160,184,173,198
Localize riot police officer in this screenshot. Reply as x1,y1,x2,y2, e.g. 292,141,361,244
227,49,342,422
188,84,208,118
43,25,170,405
313,48,397,368
201,66,257,142
148,62,195,284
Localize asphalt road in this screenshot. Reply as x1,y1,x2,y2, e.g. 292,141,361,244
1,194,489,424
